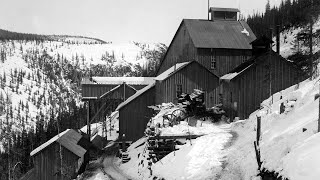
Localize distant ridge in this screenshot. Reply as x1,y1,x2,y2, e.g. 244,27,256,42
0,28,107,43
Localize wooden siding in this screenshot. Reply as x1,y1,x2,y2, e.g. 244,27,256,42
82,84,144,99
33,142,80,180
157,22,196,75
196,48,252,77
119,86,155,141
222,53,305,119
156,62,220,108
157,21,253,77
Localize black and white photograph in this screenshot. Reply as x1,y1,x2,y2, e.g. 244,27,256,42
0,0,319,179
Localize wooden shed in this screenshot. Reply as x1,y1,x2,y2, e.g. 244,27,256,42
156,8,256,77
221,50,306,119
116,83,156,141
29,129,87,180
155,61,220,108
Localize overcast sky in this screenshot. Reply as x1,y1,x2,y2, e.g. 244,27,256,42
0,0,281,45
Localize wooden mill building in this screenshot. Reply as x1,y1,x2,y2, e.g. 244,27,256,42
81,77,154,138
155,61,220,107
27,129,87,180
117,61,220,141
221,37,306,119
156,7,256,77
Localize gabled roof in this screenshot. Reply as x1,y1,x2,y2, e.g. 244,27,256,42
156,61,219,81
184,19,256,49
221,51,294,81
82,77,155,85
116,82,156,111
209,7,240,12
30,129,86,158
155,62,190,81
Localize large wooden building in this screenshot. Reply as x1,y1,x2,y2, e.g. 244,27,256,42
221,50,306,119
156,8,256,77
28,129,87,180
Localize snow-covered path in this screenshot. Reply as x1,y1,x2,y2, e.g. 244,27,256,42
102,156,133,180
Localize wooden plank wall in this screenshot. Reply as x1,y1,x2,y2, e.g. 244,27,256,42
119,86,156,141
156,62,220,108
157,23,196,75
33,143,79,180
197,48,252,77
223,53,305,119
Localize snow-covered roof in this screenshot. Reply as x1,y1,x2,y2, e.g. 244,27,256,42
220,73,239,80
30,129,86,158
155,62,191,81
116,82,156,110
84,77,155,85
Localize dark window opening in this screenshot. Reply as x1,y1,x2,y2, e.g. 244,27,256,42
210,56,216,69
176,84,182,98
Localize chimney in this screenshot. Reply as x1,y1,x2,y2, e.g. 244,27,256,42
276,25,280,54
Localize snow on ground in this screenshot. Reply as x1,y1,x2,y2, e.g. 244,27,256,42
152,124,232,180
119,68,320,179
80,111,119,141
218,75,320,180
119,120,233,180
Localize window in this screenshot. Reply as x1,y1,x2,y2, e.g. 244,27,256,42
210,56,216,69
176,84,182,98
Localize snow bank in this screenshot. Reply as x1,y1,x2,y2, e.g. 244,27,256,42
153,126,232,180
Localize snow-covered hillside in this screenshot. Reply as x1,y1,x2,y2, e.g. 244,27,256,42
0,38,157,137
273,17,320,58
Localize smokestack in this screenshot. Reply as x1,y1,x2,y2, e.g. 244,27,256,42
276,25,280,54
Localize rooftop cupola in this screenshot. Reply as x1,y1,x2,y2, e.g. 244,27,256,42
209,7,240,21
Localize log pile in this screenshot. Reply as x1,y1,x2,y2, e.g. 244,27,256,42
145,126,177,163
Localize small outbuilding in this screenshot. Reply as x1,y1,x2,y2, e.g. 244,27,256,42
29,129,87,180
116,83,156,141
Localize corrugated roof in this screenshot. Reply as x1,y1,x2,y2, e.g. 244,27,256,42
184,19,256,49
155,62,191,81
210,7,240,12
30,129,86,158
82,77,155,85
116,82,155,111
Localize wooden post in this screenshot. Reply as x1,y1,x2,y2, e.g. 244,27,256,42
257,116,261,146
268,28,273,105
318,83,320,132
123,83,126,101
87,101,91,139
208,0,210,20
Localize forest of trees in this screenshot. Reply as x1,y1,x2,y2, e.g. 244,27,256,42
247,0,320,38
0,28,107,44
247,0,320,76
0,37,167,179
